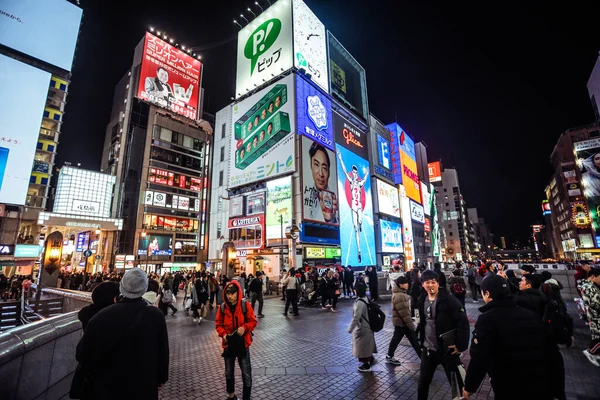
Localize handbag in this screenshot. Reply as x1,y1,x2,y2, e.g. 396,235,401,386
162,289,174,303
185,298,192,309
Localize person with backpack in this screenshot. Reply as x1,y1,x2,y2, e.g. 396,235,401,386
386,276,421,366
466,263,478,302
247,272,265,318
348,282,379,372
449,268,467,306
216,280,257,400
417,269,470,400
191,274,209,324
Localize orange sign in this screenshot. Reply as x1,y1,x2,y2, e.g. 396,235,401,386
428,161,441,182
401,151,421,203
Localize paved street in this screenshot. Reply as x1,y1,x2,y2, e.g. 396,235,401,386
160,295,600,400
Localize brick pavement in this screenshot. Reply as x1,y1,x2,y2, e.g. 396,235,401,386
159,294,600,400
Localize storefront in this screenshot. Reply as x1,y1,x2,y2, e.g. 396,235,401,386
0,244,40,277
302,246,341,270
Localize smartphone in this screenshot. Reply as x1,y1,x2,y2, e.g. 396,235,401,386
0,147,9,191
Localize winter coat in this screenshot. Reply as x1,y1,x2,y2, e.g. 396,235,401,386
448,276,467,297
209,277,219,292
515,288,546,319
344,269,355,285
77,304,108,332
387,271,403,291
247,277,262,295
347,297,377,358
391,285,414,330
75,298,169,400
215,280,257,349
281,275,298,290
327,277,339,298
196,280,209,303
417,289,470,352
581,281,600,339
464,297,564,400
318,276,328,295
434,268,447,289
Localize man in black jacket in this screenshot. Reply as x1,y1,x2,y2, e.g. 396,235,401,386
417,270,470,400
248,271,265,318
76,268,169,399
462,275,564,400
515,273,546,318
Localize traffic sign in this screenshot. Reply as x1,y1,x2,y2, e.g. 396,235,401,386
83,249,92,258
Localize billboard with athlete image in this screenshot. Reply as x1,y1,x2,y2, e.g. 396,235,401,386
336,145,375,266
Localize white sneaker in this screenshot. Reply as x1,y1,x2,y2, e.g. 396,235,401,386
584,350,600,367
198,317,203,324
192,318,198,323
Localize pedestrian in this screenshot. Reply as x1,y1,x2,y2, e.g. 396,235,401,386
348,282,377,372
74,268,169,399
433,263,447,290
191,274,209,324
365,266,379,301
248,272,265,318
215,281,257,400
281,268,299,316
520,264,536,276
387,265,403,291
448,268,467,306
515,273,546,318
280,268,287,302
504,269,520,294
344,266,355,298
417,269,470,400
319,270,330,310
76,281,120,331
386,276,421,366
581,267,600,367
143,278,160,306
209,273,219,308
462,274,565,400
329,271,341,312
466,263,478,302
158,275,178,316
239,272,246,298
409,268,423,317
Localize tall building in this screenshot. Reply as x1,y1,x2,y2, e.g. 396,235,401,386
100,31,212,273
467,208,493,258
587,52,600,125
0,0,82,275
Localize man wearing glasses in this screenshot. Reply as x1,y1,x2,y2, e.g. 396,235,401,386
416,269,470,400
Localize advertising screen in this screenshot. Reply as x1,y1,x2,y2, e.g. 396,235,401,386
292,0,328,92
574,138,600,234
376,179,400,218
542,200,551,216
230,74,296,188
296,76,334,149
421,182,431,216
0,0,82,71
246,192,266,215
401,150,421,203
336,145,375,266
334,112,369,160
266,176,292,240
428,161,442,182
387,122,408,185
410,200,425,224
137,32,202,121
138,235,172,256
328,32,368,120
235,0,293,98
380,219,403,253
0,54,50,205
369,116,393,182
301,136,339,225
400,185,415,267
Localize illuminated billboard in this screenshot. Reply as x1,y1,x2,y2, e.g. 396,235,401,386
0,54,50,205
410,200,425,224
228,215,265,250
336,145,375,266
387,122,416,186
0,0,82,71
328,32,368,120
53,167,116,218
369,115,394,182
292,0,328,92
229,74,296,188
138,235,172,256
542,200,551,216
428,161,442,183
421,182,431,216
137,32,202,121
400,185,415,267
401,151,421,203
235,0,293,98
296,76,334,149
302,136,339,225
575,138,600,235
376,179,400,218
334,112,368,160
380,219,403,253
266,176,292,242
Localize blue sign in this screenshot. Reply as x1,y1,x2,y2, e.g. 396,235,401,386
83,249,93,258
596,236,600,248
336,145,375,266
386,122,416,185
14,244,41,258
76,233,86,252
380,219,403,253
296,77,334,150
377,135,391,170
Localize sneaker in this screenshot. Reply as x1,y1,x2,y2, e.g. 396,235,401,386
325,304,332,308
321,307,328,310
370,357,378,366
386,355,401,366
584,350,600,367
198,317,203,324
257,314,265,318
358,363,371,372
192,318,198,323
331,308,338,313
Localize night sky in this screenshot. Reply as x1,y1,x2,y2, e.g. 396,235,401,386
59,0,600,247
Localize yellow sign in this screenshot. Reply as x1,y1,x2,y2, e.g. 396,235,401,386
305,247,326,259
331,60,346,94
400,150,421,203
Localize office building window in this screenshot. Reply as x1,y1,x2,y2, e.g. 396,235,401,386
217,222,222,238
218,198,223,212
219,170,224,186
221,123,226,139
220,146,225,162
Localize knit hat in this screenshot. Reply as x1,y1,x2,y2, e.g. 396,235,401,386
91,281,120,307
119,268,148,299
481,274,510,299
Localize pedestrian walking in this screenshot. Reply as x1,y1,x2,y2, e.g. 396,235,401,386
387,265,403,291
209,273,219,308
417,269,470,400
329,271,341,312
248,272,265,318
581,267,600,367
409,268,423,317
216,281,257,400
158,274,178,316
466,263,478,302
344,266,355,298
348,282,377,372
319,270,330,309
74,268,169,399
462,275,565,400
191,274,209,324
281,268,299,316
365,266,379,301
386,276,421,366
448,268,467,306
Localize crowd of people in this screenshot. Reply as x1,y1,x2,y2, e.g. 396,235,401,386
0,274,33,300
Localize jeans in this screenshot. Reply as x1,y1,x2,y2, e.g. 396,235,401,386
388,326,422,358
251,291,264,315
225,348,252,400
285,289,298,314
469,283,478,300
417,349,463,400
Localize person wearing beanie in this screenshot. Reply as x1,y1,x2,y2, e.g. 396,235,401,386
75,268,169,399
386,276,421,366
348,282,377,372
462,275,565,400
77,281,120,331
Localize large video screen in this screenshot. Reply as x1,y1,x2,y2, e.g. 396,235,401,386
0,0,82,71
0,54,50,205
137,32,202,121
574,138,600,236
138,234,172,256
266,176,292,241
292,0,328,92
296,76,334,150
229,74,296,188
376,179,400,218
380,219,403,253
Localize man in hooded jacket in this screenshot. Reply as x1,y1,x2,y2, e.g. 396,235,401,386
515,273,546,318
216,280,258,400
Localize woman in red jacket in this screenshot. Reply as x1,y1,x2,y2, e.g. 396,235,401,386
215,280,257,400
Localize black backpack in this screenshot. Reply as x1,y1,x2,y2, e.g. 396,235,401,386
358,299,386,332
542,299,573,345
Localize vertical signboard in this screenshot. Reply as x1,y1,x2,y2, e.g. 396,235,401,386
376,179,400,218
388,123,420,203
230,75,296,188
575,138,600,238
235,0,293,98
421,182,431,216
369,115,394,182
400,185,415,268
292,0,329,92
266,176,293,242
428,161,442,183
296,76,334,149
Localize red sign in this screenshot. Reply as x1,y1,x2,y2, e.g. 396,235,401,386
137,32,202,120
428,161,441,182
424,218,431,232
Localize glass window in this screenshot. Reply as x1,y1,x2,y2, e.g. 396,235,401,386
221,123,226,139
219,170,224,186
220,146,225,162
160,127,172,142
183,135,194,149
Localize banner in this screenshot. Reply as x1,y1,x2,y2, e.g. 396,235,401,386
296,76,334,149
428,161,442,182
266,176,292,240
137,32,202,121
292,0,328,92
302,136,339,225
376,179,400,218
